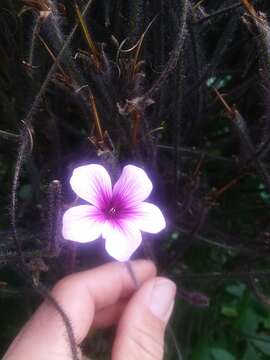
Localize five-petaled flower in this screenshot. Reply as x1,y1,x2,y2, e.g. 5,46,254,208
62,164,166,261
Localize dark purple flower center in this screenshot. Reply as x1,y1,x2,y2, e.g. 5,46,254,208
107,206,117,217
101,194,131,220
101,196,123,219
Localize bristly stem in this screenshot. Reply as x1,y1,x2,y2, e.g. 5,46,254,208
47,180,62,255
10,2,91,251
23,0,94,125
195,2,243,25
185,13,239,97
10,125,31,264
28,14,41,66
16,264,80,360
145,0,188,101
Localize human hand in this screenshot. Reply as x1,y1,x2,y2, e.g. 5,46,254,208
3,260,176,360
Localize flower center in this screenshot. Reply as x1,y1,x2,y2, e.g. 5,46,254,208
109,208,116,215
104,196,127,220
108,207,117,216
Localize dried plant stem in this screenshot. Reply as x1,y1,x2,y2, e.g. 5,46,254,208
0,130,19,142
75,1,101,70
24,0,94,124
28,14,41,66
215,89,270,194
186,14,239,97
17,264,80,360
47,180,62,255
10,0,94,259
90,93,104,141
145,0,189,101
10,126,31,263
195,2,243,24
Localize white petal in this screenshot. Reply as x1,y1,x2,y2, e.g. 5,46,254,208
62,205,104,243
102,220,142,261
70,164,112,207
113,165,153,207
132,202,166,233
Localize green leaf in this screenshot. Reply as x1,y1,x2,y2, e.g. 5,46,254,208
211,348,235,360
237,308,260,334
243,343,260,360
262,316,270,330
225,284,246,298
191,338,212,360
251,335,270,355
221,304,238,318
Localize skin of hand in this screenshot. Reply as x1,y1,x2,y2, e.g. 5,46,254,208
3,260,176,360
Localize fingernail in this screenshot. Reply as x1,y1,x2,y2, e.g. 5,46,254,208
149,279,176,322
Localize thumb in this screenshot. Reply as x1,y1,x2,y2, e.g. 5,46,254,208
112,277,176,360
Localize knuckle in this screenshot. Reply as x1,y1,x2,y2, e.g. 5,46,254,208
51,274,80,296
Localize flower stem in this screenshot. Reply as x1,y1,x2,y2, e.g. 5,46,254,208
125,261,139,289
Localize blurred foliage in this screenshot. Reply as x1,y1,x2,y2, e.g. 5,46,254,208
1,0,270,359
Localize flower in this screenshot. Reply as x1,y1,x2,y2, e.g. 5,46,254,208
62,164,166,261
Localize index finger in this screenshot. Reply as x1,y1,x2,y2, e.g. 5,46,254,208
4,260,156,360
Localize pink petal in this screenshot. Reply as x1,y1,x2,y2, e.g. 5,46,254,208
113,165,153,207
102,220,142,261
132,202,166,234
62,205,105,243
70,164,112,208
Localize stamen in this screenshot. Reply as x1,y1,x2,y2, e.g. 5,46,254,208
108,207,117,216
